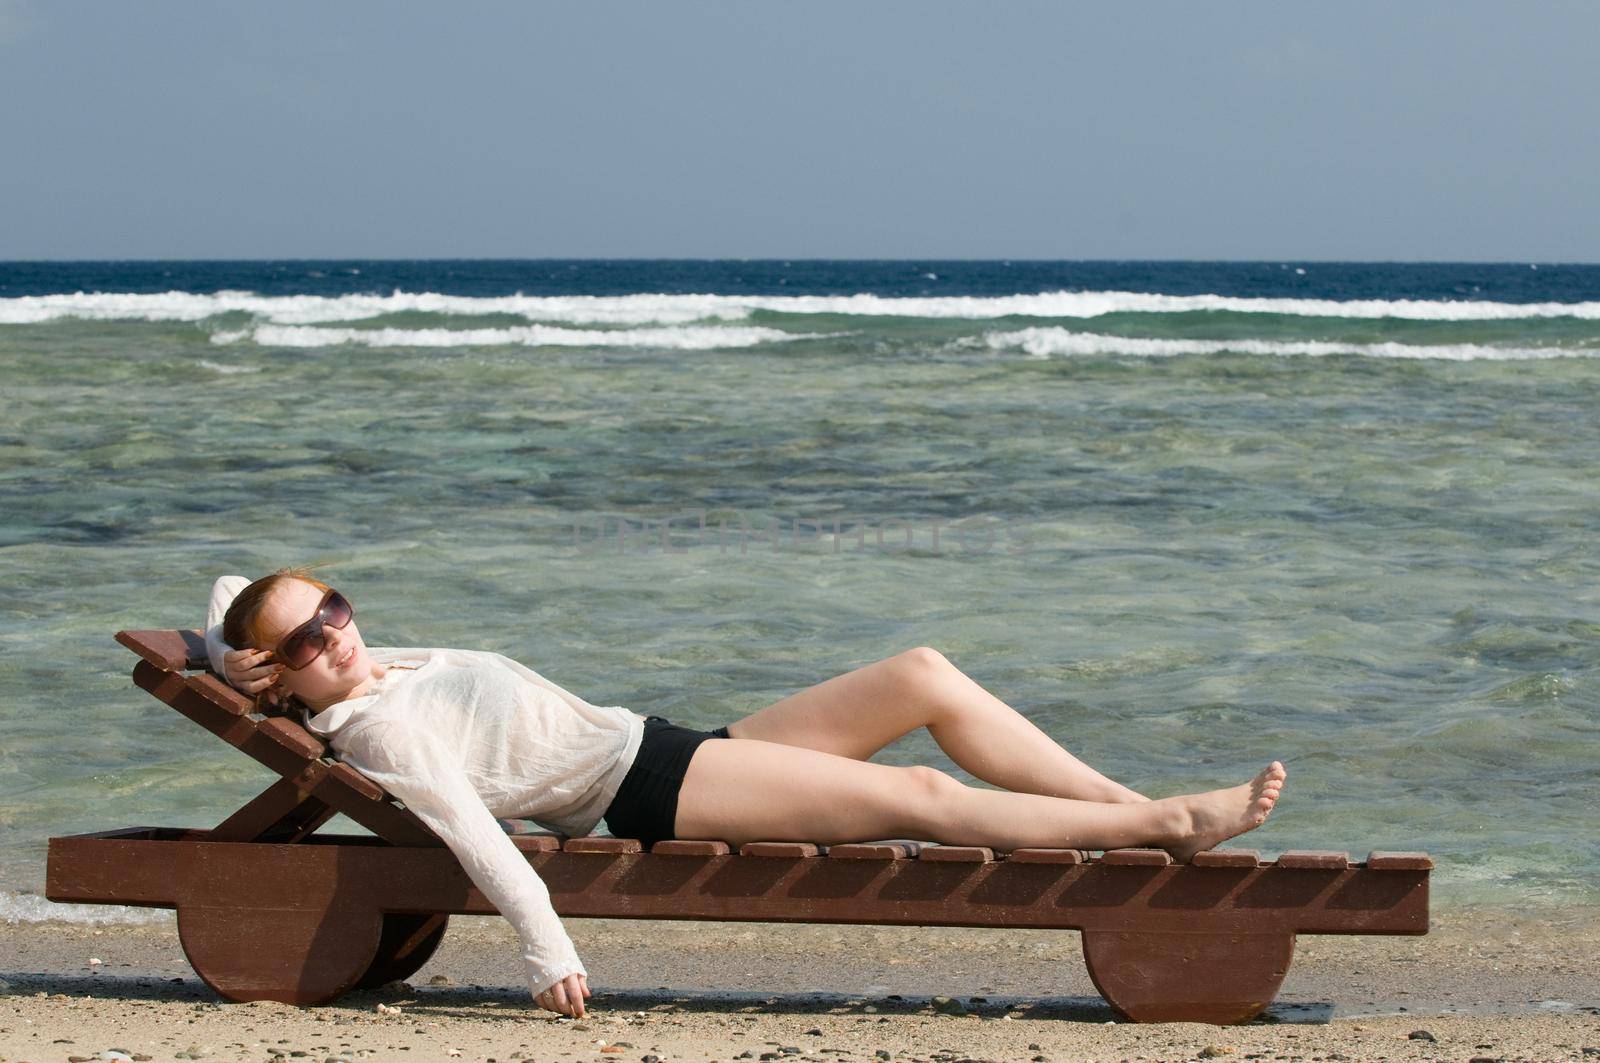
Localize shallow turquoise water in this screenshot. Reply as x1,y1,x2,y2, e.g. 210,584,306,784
3,267,1598,916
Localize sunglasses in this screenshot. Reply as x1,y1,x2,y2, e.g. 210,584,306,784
271,588,355,671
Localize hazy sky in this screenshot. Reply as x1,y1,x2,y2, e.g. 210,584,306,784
3,2,1596,261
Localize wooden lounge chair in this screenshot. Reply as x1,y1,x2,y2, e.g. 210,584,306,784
46,630,1434,1024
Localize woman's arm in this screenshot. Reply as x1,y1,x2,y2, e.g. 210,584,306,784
339,719,591,1014
204,575,251,674
203,575,281,697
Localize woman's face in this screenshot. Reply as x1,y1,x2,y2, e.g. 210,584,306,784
252,579,376,707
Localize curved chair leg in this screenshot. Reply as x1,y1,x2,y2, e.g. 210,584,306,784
177,903,383,1005
354,913,450,990
1081,929,1296,1024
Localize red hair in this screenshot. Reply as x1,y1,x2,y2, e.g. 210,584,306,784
221,566,333,714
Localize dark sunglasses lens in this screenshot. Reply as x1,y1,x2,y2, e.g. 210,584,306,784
324,591,353,629
281,630,324,670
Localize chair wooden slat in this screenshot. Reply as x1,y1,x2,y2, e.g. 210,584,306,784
1007,848,1088,864
325,761,385,802
116,629,208,672
565,836,642,853
739,841,819,858
1276,850,1350,869
510,834,564,853
254,716,327,762
1365,851,1433,870
829,841,919,860
138,660,253,746
1102,848,1173,866
1192,849,1261,868
184,673,252,717
210,770,335,844
327,791,440,848
918,845,994,863
652,840,731,856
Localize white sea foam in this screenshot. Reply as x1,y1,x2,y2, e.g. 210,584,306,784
215,323,802,349
983,328,1598,361
7,288,1600,325
696,291,1600,321
0,290,753,326
1,891,173,926
196,357,261,374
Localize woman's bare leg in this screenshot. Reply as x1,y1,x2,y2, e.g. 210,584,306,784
724,647,1148,804
676,738,1285,861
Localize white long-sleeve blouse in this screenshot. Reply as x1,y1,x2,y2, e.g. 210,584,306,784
203,576,646,1000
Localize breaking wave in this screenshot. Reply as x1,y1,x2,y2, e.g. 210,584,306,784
984,328,1598,361
213,323,802,349
7,288,1600,326
1,891,173,926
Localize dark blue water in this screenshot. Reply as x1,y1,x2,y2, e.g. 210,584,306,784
4,258,1598,302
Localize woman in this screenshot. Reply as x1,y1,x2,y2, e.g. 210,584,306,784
208,568,1287,1020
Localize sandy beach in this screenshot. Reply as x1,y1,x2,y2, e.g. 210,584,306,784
4,904,1598,1063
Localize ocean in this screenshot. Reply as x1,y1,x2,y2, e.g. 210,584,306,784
2,259,1597,923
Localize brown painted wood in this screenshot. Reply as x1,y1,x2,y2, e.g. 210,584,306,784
1082,928,1296,1023
740,842,820,858
116,629,209,672
1366,851,1434,870
324,761,386,802
919,846,994,863
1102,848,1173,866
509,833,565,853
354,913,451,990
319,790,439,848
134,659,212,724
248,715,324,760
565,836,641,853
185,672,253,717
47,830,1432,1017
172,835,387,1004
653,840,732,856
47,829,186,907
829,842,920,860
1192,849,1261,868
177,902,382,1005
209,770,334,843
1276,850,1351,870
1008,848,1088,864
49,830,1432,934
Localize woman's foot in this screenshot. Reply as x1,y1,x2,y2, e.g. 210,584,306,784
1164,761,1287,863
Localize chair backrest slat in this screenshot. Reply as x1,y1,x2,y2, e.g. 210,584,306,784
135,660,249,745
326,761,385,802
184,673,252,717
254,715,330,762
117,629,208,672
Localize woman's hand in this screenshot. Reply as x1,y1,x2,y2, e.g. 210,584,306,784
534,971,590,1018
222,647,282,695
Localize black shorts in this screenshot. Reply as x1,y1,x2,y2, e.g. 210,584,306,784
601,715,730,849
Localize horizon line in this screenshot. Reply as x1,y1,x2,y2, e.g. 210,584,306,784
4,255,1600,268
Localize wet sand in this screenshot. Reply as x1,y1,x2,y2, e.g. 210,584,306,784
3,905,1599,1062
